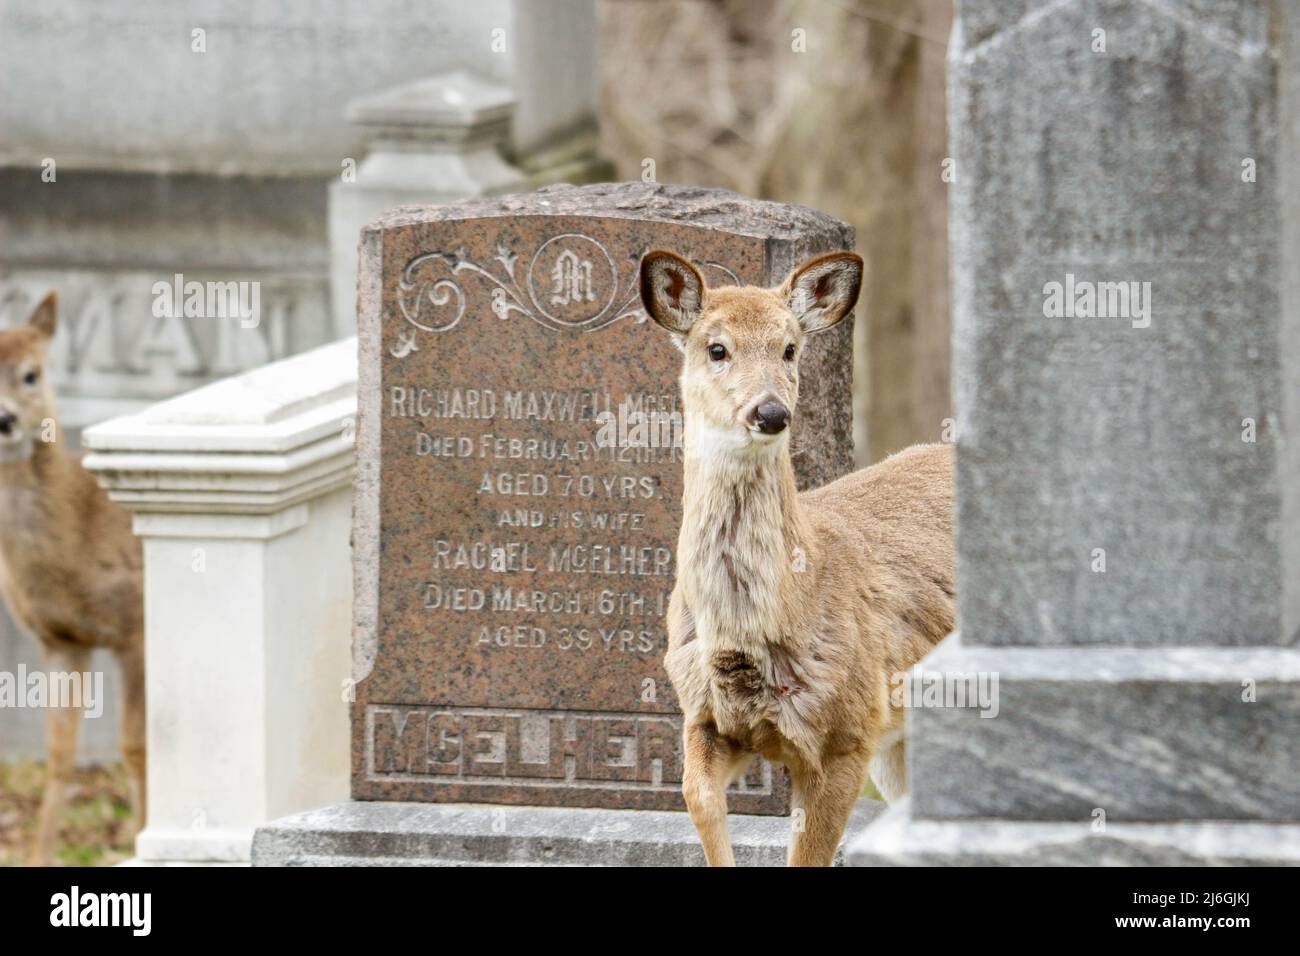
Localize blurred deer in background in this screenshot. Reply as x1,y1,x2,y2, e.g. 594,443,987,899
0,292,145,866
640,251,955,866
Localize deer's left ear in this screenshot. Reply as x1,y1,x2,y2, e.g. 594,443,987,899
28,291,57,339
781,252,863,334
640,250,705,338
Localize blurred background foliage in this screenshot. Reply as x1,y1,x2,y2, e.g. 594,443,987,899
598,0,953,465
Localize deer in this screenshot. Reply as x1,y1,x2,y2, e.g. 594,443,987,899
639,250,955,866
0,292,145,866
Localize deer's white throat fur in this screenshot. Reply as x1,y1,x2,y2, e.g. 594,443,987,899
678,414,813,660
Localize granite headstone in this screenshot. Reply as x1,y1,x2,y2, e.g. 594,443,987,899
350,183,856,814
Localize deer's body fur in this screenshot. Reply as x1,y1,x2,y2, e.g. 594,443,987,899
665,441,953,863
641,251,955,866
0,444,143,653
0,293,145,866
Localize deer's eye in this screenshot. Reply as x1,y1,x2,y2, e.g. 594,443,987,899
22,369,39,386
784,344,796,362
707,344,728,362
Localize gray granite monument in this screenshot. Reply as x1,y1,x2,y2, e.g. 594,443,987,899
849,0,1300,865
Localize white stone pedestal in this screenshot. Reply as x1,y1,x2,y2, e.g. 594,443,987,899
83,338,358,864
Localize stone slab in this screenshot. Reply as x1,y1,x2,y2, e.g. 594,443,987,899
351,183,855,815
950,0,1293,648
347,70,515,134
252,798,885,867
83,338,358,517
0,1,593,176
848,797,1300,866
905,634,1300,822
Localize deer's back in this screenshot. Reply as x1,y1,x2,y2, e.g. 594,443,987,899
803,442,953,541
801,442,956,654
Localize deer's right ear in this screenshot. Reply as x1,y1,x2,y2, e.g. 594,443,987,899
28,291,57,339
640,251,704,338
782,252,863,334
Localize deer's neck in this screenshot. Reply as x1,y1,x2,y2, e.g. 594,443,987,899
678,422,812,653
0,437,69,546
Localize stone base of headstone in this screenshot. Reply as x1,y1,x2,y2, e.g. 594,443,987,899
116,859,248,868
849,798,1300,866
904,635,1300,823
252,799,885,867
847,634,1300,867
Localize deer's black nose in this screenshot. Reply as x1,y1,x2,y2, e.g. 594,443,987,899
0,412,16,436
753,400,789,434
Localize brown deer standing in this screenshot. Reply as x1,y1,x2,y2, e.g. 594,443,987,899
0,292,145,866
640,250,955,866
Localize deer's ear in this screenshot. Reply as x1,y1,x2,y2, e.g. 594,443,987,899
28,291,57,339
640,250,705,337
782,252,863,334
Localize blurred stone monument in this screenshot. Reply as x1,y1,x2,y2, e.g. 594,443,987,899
850,0,1300,865
328,72,527,338
0,0,605,428
252,182,879,864
0,0,607,763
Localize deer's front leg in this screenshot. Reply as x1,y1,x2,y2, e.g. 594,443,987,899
788,751,868,867
682,723,739,867
27,641,91,866
116,643,147,843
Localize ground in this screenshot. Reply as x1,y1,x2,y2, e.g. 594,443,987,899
0,761,132,866
0,759,875,865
